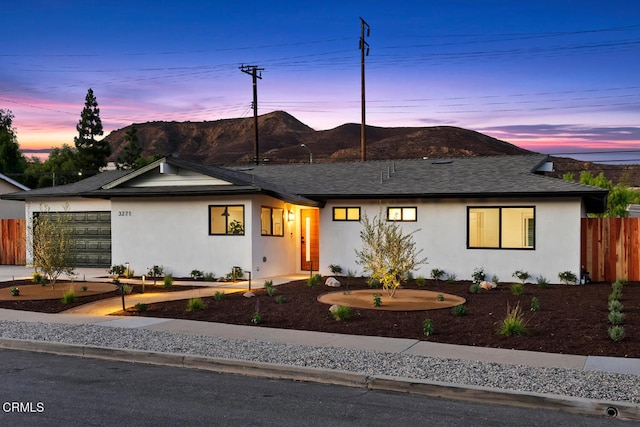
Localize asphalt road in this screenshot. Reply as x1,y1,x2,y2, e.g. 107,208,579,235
0,349,630,426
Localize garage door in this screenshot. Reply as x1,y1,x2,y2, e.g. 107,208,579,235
38,211,111,268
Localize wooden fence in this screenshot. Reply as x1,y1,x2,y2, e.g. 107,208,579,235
581,218,640,282
0,219,26,265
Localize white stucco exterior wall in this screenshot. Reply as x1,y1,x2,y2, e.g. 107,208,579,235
320,197,584,284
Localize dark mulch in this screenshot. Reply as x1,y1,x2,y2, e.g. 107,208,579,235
114,277,639,358
0,280,200,313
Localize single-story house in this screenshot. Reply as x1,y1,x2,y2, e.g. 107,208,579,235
0,172,29,219
2,154,608,282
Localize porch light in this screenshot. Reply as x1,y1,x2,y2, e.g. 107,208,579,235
287,210,295,222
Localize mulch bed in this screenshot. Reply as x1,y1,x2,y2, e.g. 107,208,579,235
113,277,639,358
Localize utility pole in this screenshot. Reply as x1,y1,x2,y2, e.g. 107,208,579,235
239,64,264,165
359,17,370,162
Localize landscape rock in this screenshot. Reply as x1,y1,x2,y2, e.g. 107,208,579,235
325,277,341,287
480,281,497,290
243,291,255,298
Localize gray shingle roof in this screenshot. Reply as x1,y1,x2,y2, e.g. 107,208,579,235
1,155,608,212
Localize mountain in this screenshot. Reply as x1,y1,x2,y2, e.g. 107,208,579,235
103,110,640,185
104,110,531,165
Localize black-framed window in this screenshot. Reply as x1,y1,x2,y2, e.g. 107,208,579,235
333,207,361,221
386,207,417,222
261,206,284,236
209,205,244,235
467,206,535,249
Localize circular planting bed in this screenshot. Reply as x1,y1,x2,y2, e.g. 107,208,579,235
317,289,466,311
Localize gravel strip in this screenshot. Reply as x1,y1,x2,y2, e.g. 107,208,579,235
0,320,638,404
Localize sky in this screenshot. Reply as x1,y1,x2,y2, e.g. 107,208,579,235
2,0,640,163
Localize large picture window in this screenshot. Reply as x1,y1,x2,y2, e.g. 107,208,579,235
261,206,284,236
333,207,360,221
209,205,245,235
387,207,417,222
468,206,534,249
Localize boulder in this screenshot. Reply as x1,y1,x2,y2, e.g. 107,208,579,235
480,281,497,290
325,277,341,287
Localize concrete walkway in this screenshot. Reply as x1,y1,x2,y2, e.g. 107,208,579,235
1,266,639,420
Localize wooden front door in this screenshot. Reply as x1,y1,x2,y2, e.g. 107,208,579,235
300,209,319,272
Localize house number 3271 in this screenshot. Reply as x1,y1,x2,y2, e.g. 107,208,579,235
118,211,132,217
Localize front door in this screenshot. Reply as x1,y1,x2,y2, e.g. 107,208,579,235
300,209,319,272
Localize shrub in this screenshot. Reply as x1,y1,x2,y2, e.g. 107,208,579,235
468,283,480,294
512,270,530,284
445,273,457,284
81,285,88,292
275,295,287,304
122,284,133,295
307,274,322,287
366,278,381,288
190,269,204,280
250,312,263,324
416,276,427,286
451,304,467,316
536,276,549,288
511,283,524,295
430,268,445,281
558,271,577,285
405,271,414,282
135,303,149,312
330,305,351,321
608,310,625,325
264,280,276,296
471,267,485,284
163,274,173,288
204,272,216,281
328,264,343,274
498,303,528,336
227,266,244,281
530,296,540,312
436,294,445,301
373,293,382,307
32,272,44,284
608,300,623,312
213,291,225,301
611,280,624,299
423,319,434,336
608,326,625,342
186,298,205,312
10,287,19,296
62,290,76,304
109,264,126,277
491,275,499,285
346,269,356,279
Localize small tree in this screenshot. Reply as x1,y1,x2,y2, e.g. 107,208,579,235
28,204,76,289
116,126,143,170
355,211,427,297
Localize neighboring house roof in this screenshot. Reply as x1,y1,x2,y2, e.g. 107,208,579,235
0,173,29,192
0,155,609,213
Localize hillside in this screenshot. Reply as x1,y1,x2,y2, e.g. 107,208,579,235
104,110,639,185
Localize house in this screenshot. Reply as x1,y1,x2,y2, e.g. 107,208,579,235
0,172,29,219
2,154,608,282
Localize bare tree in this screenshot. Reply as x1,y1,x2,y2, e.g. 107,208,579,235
355,210,427,297
28,204,76,289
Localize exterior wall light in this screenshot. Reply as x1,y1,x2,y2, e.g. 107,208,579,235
287,210,295,222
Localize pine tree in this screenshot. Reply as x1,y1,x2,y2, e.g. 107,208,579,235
116,126,142,169
74,88,110,175
0,109,27,177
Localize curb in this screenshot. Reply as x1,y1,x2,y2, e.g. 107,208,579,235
1,337,638,421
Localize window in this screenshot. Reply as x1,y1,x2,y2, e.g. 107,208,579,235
209,205,244,235
333,207,360,221
261,206,284,236
468,206,535,249
387,207,417,222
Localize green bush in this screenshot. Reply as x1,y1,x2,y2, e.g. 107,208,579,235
511,283,524,295
446,273,457,284
251,312,263,324
307,274,322,287
498,303,528,336
430,268,445,281
122,284,133,295
373,293,382,307
330,305,351,321
32,271,44,284
204,272,216,281
163,274,173,288
135,303,149,312
366,277,381,288
608,299,623,312
436,294,445,301
451,304,467,316
608,310,625,325
530,296,540,312
328,264,342,274
190,269,204,280
275,295,287,304
10,287,19,296
423,319,433,336
81,285,88,292
416,276,427,286
468,283,480,294
213,291,225,301
536,276,549,288
62,290,76,304
186,298,205,312
512,270,530,284
471,267,485,284
558,271,577,285
608,325,625,342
